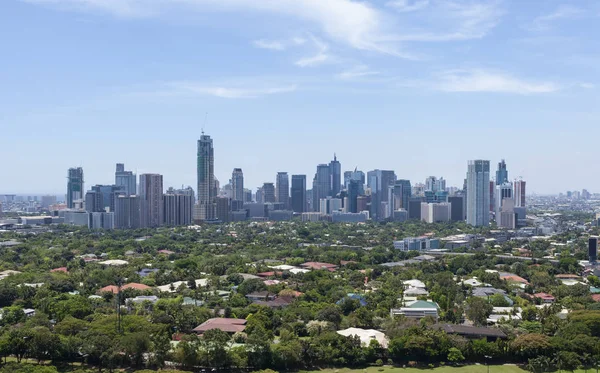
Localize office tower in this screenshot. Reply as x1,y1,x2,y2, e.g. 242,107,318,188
89,212,114,230
216,196,232,222
115,163,136,196
40,195,57,209
367,170,396,220
346,179,360,213
163,188,193,226
448,196,465,222
391,180,411,210
256,187,264,204
412,183,425,197
495,182,513,219
231,168,244,202
496,159,508,185
589,237,598,263
67,167,84,209
276,172,290,208
197,134,216,221
85,185,122,213
489,180,495,213
243,189,252,204
513,179,526,207
313,164,330,211
425,176,437,192
435,178,446,192
466,160,490,227
319,197,342,215
139,174,164,228
291,175,307,213
329,154,341,197
344,171,352,188
408,197,424,220
421,202,451,223
356,195,368,213
262,182,276,203
115,195,142,229
498,198,516,229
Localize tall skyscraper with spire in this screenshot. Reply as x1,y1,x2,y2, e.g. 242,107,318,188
196,134,216,221
329,154,341,197
496,159,508,185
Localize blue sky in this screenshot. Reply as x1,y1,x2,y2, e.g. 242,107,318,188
2,0,599,195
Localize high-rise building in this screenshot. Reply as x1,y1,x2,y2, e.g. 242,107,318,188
496,159,508,185
216,196,232,222
466,160,490,227
276,172,290,208
367,170,396,220
421,202,451,223
291,175,307,213
243,188,253,204
313,164,330,211
262,182,276,203
41,195,57,209
231,168,244,202
329,154,341,197
513,179,526,207
319,197,342,215
163,188,193,226
357,195,369,213
197,134,216,221
425,176,437,192
589,237,598,263
139,174,164,228
448,195,465,222
115,195,142,229
115,163,136,196
495,182,513,219
344,169,365,194
67,167,84,209
346,179,360,213
498,198,516,229
85,185,122,213
392,180,412,210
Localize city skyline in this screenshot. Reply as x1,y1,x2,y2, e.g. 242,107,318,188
3,1,600,195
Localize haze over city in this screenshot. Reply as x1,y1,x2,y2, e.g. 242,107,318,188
3,0,600,194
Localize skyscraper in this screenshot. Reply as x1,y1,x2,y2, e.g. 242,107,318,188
495,182,513,219
346,179,360,213
367,170,396,220
329,154,341,197
496,159,508,185
115,195,142,229
115,163,136,196
466,160,490,227
139,173,164,228
231,168,244,202
393,179,412,210
513,179,526,207
67,167,84,209
345,169,365,195
313,164,330,211
291,175,307,213
276,172,290,208
163,187,193,226
262,182,276,203
197,134,216,220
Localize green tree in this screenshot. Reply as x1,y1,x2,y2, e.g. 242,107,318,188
466,297,493,326
447,347,465,364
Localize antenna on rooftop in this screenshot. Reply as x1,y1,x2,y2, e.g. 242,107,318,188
202,112,208,135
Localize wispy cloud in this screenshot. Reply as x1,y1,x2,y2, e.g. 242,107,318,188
386,0,429,13
434,69,559,94
252,37,306,51
167,81,297,99
526,5,584,32
295,35,332,67
336,65,380,80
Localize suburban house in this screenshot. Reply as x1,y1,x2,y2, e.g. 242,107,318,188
245,291,275,302
99,283,151,294
533,292,556,303
192,318,247,335
390,300,439,320
300,262,338,271
337,327,389,348
434,324,507,341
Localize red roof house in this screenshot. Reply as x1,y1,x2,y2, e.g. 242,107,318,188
534,293,556,303
300,262,337,270
99,283,151,294
51,267,68,273
192,318,247,334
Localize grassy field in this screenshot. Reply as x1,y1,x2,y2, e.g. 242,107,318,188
300,365,595,373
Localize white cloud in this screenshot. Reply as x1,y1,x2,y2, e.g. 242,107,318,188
386,0,429,13
435,69,559,94
336,65,380,80
168,81,297,99
295,35,332,67
527,5,583,31
252,37,306,51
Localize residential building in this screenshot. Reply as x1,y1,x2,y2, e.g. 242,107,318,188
243,188,252,203
163,188,193,226
197,134,216,221
390,300,439,320
448,195,465,221
89,212,114,230
320,197,342,215
231,168,244,202
262,182,276,203
421,202,451,223
115,163,136,196
291,175,307,213
332,211,369,223
85,184,122,213
495,182,513,219
276,172,290,208
67,167,84,209
139,174,163,228
114,195,142,229
466,160,490,227
514,179,526,207
215,196,231,222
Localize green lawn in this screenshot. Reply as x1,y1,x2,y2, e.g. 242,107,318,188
300,365,595,373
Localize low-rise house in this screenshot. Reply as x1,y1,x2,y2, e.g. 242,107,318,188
300,262,337,271
499,272,529,286
390,300,439,320
192,318,247,335
254,296,294,309
460,278,483,287
137,268,159,277
99,259,129,266
434,324,507,341
533,292,556,303
404,287,429,296
245,291,275,302
99,282,151,294
50,267,68,273
403,279,426,289
337,327,389,348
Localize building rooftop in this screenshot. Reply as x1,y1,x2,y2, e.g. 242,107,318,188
337,327,389,348
434,324,507,339
192,318,247,334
